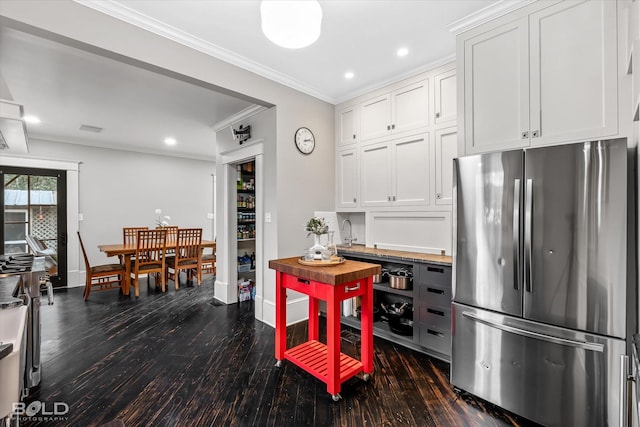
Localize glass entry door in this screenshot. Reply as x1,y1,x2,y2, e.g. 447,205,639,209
1,166,67,287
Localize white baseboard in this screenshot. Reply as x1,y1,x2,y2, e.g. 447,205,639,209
214,279,231,304
261,295,309,328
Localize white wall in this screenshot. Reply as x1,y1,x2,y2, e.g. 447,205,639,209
24,138,214,286
1,1,335,326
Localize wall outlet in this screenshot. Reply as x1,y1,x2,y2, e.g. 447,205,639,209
207,213,214,219
78,213,84,221
265,212,271,223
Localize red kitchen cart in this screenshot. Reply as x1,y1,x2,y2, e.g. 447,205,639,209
269,257,380,401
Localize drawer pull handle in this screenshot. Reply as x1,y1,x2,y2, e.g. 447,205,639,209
427,329,444,337
345,283,360,292
427,308,445,316
297,278,310,285
427,266,444,273
427,287,444,295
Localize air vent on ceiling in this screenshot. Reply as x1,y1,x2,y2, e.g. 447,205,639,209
79,124,103,133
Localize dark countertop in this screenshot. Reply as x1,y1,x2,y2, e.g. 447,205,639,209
269,256,381,285
0,275,24,309
337,244,452,266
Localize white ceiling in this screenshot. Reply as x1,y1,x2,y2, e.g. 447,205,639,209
0,0,503,159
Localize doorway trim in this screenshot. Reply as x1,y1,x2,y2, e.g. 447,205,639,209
217,140,264,321
0,154,80,287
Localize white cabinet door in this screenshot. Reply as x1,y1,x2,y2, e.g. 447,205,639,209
433,127,457,206
360,94,391,141
392,79,430,134
361,134,430,208
434,69,456,126
464,17,529,154
336,148,358,208
529,0,617,146
360,142,392,207
393,133,430,207
337,105,359,147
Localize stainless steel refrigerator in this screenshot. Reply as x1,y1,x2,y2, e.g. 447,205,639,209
451,138,636,427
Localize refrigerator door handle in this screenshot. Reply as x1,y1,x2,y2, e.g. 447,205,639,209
524,178,533,293
461,311,604,353
621,354,629,427
513,179,521,290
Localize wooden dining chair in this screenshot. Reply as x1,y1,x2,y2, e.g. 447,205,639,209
77,232,126,301
121,227,148,265
166,228,202,289
130,229,167,296
157,225,179,257
199,252,216,281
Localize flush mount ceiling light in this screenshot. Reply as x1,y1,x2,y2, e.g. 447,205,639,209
164,137,177,146
397,47,409,57
260,1,322,49
344,72,354,79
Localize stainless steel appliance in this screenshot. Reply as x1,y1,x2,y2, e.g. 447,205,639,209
451,138,636,427
0,254,51,395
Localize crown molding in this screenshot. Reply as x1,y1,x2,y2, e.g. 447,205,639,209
212,105,269,133
72,0,334,103
334,54,456,105
447,0,536,35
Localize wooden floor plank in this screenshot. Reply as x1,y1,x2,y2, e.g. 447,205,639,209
17,279,540,427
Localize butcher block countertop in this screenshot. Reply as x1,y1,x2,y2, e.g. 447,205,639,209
269,257,381,285
337,244,452,266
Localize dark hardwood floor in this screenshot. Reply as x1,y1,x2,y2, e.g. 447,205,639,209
19,277,540,427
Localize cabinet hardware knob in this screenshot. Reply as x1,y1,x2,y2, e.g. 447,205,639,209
532,130,539,138
522,131,529,139
435,112,441,118
436,193,442,199
353,134,356,139
391,124,395,130
392,196,396,201
353,198,357,203
387,196,391,201
387,125,391,131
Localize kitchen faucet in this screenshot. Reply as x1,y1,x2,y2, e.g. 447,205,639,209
341,219,357,247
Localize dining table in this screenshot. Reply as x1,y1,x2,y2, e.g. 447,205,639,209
98,240,216,296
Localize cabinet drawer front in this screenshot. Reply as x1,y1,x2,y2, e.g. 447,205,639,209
417,283,452,308
417,305,451,331
281,274,318,294
417,264,452,286
417,323,451,356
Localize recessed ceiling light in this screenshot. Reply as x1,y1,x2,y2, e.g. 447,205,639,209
23,115,41,124
397,47,409,57
344,72,355,79
164,137,177,146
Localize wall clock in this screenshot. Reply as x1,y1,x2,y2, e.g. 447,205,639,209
294,127,315,155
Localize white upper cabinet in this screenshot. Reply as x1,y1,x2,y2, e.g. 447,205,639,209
360,133,430,207
460,0,618,155
434,68,457,126
433,127,458,206
360,79,429,142
337,104,359,147
360,94,392,141
463,18,530,153
529,0,617,146
336,148,359,209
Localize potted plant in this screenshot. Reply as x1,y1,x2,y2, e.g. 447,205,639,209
305,216,328,258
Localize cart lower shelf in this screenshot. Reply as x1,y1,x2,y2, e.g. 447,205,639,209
284,340,364,383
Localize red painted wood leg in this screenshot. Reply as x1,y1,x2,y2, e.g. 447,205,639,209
308,296,319,341
326,287,341,396
275,272,287,362
360,277,374,374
